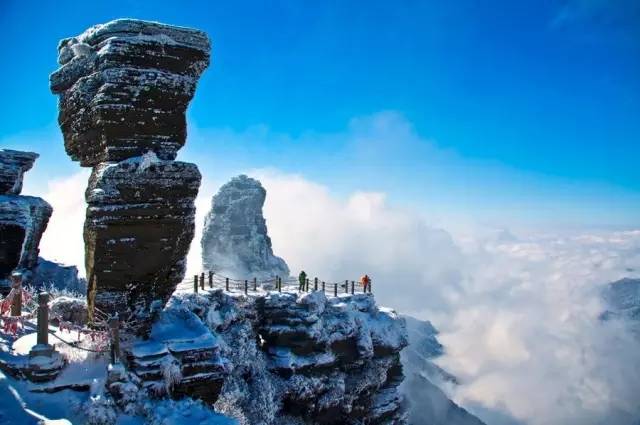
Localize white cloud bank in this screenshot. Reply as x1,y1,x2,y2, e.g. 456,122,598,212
253,170,640,425
32,168,640,425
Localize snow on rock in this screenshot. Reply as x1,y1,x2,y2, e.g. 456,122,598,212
601,277,640,334
84,155,201,319
49,18,211,166
0,150,52,290
49,19,210,321
0,149,38,195
50,296,88,326
126,289,408,424
400,316,485,425
201,175,290,280
32,257,87,294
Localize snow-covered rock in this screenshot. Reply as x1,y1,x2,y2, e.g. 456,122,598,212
601,278,640,334
31,257,86,294
201,175,290,280
126,289,408,424
50,296,88,326
1,150,52,290
49,18,211,166
49,19,210,321
0,149,38,195
84,155,201,319
401,316,486,425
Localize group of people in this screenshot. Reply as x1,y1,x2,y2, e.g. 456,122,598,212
297,270,371,292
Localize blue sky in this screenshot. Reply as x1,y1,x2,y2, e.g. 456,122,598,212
1,0,639,228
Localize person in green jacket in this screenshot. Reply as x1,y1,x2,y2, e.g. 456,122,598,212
298,270,307,291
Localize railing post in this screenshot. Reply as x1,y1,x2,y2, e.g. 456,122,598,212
344,280,349,294
278,277,282,293
225,277,229,291
109,315,121,364
306,278,309,292
322,281,325,293
334,283,338,297
369,279,372,293
254,277,257,291
244,280,248,295
10,272,22,317
194,275,198,293
351,281,355,295
314,277,318,291
200,273,205,290
37,292,49,346
209,271,213,288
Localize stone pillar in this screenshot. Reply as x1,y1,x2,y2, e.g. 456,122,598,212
50,19,211,321
29,292,55,359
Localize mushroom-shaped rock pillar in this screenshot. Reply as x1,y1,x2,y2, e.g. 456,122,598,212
49,19,211,322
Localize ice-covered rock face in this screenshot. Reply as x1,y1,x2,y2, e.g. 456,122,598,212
50,19,211,166
401,316,486,425
128,290,408,424
201,175,290,279
0,149,38,195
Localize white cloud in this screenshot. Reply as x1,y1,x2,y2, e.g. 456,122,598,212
253,170,640,425
34,170,89,273
29,165,640,425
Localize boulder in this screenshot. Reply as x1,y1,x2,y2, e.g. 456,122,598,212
201,175,290,280
50,296,88,326
50,19,211,166
0,149,38,195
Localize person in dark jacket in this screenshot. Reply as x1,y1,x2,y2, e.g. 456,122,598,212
298,270,307,291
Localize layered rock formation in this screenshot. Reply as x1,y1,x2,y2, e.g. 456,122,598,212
49,19,210,319
128,289,408,424
0,149,38,195
0,150,52,290
202,175,290,280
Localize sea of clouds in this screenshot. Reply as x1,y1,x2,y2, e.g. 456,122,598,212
35,167,640,425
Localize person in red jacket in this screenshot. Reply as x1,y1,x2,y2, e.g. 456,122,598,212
360,274,371,293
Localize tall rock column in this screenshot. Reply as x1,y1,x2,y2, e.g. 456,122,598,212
49,19,211,320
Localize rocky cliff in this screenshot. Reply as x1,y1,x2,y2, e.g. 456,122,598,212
401,316,486,425
0,149,52,290
49,19,210,320
125,289,408,424
201,175,290,279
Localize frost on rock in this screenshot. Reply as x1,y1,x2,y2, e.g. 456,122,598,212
49,19,210,321
127,289,409,424
400,316,486,425
0,150,52,290
0,149,38,195
49,18,211,166
32,257,87,294
84,156,201,318
201,175,290,280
